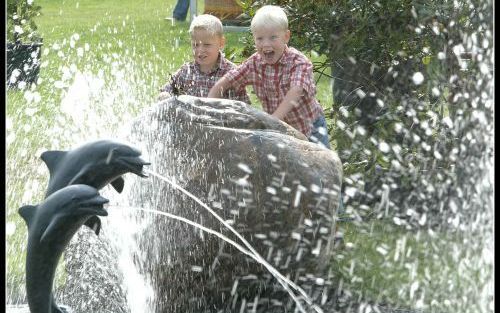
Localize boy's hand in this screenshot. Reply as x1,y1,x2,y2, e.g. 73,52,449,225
208,77,230,98
157,91,172,101
272,85,304,120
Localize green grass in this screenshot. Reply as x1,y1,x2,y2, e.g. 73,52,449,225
333,218,493,312
6,1,491,312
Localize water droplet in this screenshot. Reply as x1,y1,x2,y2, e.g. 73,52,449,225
191,266,203,272
378,141,390,153
432,87,440,96
442,116,453,128
376,245,388,256
6,222,16,236
344,187,357,197
355,89,366,99
412,72,424,85
14,25,24,34
267,154,277,162
237,163,253,174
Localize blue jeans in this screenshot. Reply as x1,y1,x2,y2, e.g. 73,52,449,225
308,114,331,149
173,0,189,21
308,114,345,215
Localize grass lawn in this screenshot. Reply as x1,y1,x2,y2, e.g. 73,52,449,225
6,1,492,312
333,218,492,312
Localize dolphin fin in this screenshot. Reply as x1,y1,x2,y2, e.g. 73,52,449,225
18,205,38,229
110,177,125,193
40,216,65,244
67,166,91,186
84,216,102,235
40,150,67,175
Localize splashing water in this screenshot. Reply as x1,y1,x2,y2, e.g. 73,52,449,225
104,203,155,312
109,203,314,310
6,0,493,312
143,169,324,313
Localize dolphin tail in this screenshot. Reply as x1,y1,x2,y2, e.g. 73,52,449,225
18,205,38,229
41,150,67,176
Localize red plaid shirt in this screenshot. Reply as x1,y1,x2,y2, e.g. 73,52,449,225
161,53,250,104
224,47,324,136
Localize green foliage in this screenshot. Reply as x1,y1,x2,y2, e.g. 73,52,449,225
7,0,43,43
240,0,493,223
323,0,494,228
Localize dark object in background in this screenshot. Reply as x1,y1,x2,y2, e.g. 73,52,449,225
204,0,244,21
7,40,43,89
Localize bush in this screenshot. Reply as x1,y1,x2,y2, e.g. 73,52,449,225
239,0,494,229
7,0,43,43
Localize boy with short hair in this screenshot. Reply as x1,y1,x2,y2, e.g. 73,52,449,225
158,14,250,104
207,5,330,148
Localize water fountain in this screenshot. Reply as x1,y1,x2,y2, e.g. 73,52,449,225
12,140,150,313
6,0,493,312
51,95,343,313
7,94,343,313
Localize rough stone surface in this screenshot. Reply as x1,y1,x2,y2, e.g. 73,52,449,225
57,228,129,313
59,95,343,313
127,96,343,312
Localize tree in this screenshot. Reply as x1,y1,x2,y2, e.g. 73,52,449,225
7,0,43,43
240,0,494,227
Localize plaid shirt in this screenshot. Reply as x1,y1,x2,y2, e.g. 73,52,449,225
224,47,324,137
161,53,250,104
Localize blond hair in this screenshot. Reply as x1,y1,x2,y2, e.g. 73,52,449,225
250,5,288,32
189,14,224,37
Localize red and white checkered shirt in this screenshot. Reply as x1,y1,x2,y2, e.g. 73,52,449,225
224,47,324,137
161,53,250,104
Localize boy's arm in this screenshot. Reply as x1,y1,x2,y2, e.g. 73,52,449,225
271,85,304,120
157,66,185,101
207,77,233,99
273,56,318,120
209,57,253,99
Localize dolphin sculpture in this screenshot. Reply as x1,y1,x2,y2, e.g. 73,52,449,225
18,184,110,313
41,139,150,197
40,139,150,235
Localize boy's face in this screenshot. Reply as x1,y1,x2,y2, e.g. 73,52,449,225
191,29,225,71
252,26,290,65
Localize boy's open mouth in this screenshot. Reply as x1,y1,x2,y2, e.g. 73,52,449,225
263,51,275,61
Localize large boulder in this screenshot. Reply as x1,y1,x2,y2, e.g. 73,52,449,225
125,95,343,312
56,95,343,313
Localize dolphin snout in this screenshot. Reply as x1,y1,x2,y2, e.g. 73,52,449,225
91,195,110,206
79,195,110,216
120,156,150,165
118,156,151,177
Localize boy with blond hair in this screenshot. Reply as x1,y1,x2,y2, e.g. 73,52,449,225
158,14,250,103
207,5,330,148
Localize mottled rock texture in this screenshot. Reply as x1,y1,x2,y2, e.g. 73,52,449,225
61,95,342,313
128,96,343,312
